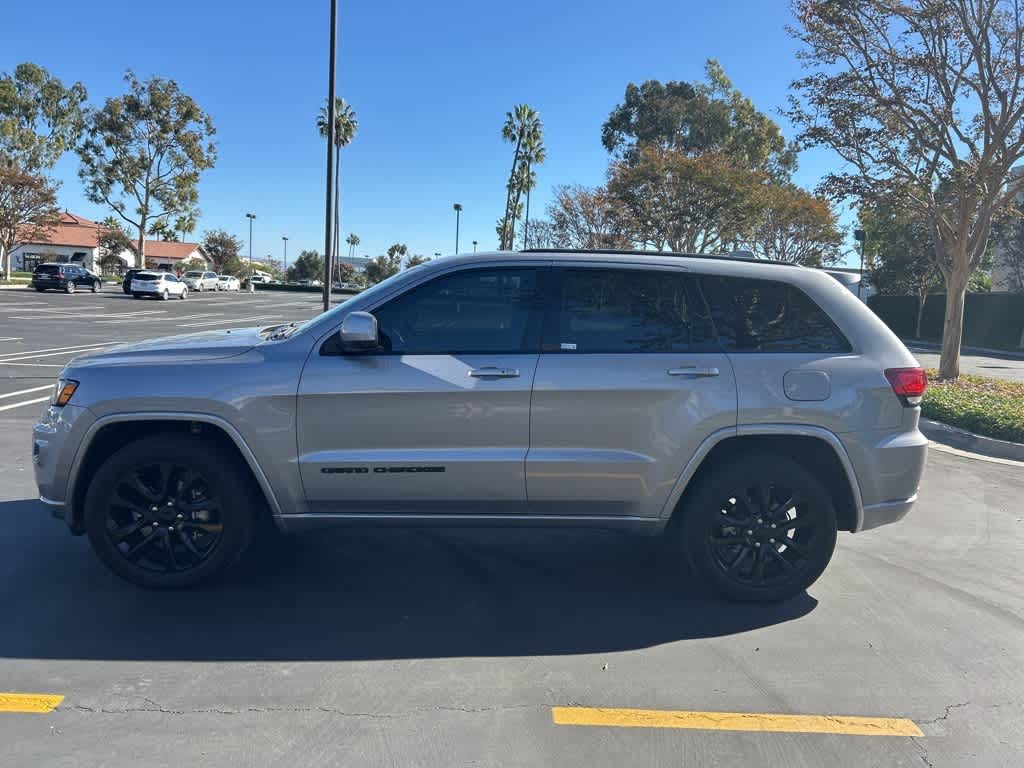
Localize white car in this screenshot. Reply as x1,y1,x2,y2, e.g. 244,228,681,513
217,275,241,291
182,270,219,291
130,272,188,300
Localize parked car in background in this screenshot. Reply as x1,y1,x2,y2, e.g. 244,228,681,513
31,263,103,294
217,275,241,291
121,268,144,294
182,271,219,291
130,272,188,300
36,249,928,596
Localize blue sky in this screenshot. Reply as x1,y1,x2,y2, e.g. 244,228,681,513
5,0,854,266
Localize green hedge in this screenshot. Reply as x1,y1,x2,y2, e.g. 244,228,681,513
868,293,1024,351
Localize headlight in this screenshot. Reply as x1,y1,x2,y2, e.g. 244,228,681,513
52,379,79,407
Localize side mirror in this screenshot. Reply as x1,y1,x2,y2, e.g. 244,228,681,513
339,311,378,351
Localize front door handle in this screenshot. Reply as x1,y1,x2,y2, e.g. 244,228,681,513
668,366,720,377
469,366,520,379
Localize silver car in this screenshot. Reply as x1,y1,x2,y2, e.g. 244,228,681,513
33,250,927,599
182,270,219,291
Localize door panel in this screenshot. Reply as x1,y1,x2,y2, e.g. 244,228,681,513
526,266,737,518
297,266,543,516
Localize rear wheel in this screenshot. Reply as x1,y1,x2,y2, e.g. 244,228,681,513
180,287,188,300
35,287,45,292
65,281,76,294
161,289,169,301
679,454,837,602
84,435,256,588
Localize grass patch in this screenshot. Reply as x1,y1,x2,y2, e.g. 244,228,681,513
923,369,1024,443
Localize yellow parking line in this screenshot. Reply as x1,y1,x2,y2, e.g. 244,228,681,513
551,707,923,737
0,693,64,713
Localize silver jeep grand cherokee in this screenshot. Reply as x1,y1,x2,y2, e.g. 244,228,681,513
33,250,928,600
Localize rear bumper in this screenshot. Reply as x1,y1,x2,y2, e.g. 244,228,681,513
859,495,917,531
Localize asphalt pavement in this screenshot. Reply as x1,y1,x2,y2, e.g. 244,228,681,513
0,286,1021,767
907,343,1024,382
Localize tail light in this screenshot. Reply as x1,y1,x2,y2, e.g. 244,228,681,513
884,367,927,406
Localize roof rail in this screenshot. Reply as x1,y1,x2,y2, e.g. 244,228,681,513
519,247,800,267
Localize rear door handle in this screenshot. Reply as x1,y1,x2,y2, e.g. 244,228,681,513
667,366,720,377
469,366,520,379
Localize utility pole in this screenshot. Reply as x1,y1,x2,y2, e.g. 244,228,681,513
453,203,463,254
282,235,289,274
246,213,256,279
322,0,338,312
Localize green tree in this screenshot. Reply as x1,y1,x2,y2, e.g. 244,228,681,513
287,249,325,282
201,229,245,275
406,254,430,268
0,166,59,280
500,104,543,249
364,244,404,284
0,62,87,171
745,184,843,266
97,216,134,275
787,0,1024,379
78,71,216,272
602,60,795,178
317,97,358,280
607,147,763,252
336,260,357,284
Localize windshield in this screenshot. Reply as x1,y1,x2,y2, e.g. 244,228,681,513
184,271,202,277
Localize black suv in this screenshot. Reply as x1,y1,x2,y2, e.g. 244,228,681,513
31,263,103,293
121,268,146,294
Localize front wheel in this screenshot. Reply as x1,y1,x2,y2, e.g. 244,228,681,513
35,287,45,292
160,290,169,301
83,435,256,588
92,280,102,293
65,281,76,294
679,454,837,602
179,287,188,300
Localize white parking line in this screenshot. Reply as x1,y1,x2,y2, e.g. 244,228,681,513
0,343,112,361
0,305,104,313
0,385,53,400
0,395,50,413
0,345,110,363
0,338,23,342
0,362,65,368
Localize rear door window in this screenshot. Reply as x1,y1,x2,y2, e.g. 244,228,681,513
35,265,60,275
543,268,711,353
698,275,851,353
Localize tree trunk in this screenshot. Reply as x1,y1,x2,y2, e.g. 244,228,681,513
136,222,146,271
502,137,523,250
939,267,970,380
1,243,8,282
523,185,531,249
915,291,927,339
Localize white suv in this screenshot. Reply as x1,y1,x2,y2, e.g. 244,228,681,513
130,272,188,300
182,271,219,291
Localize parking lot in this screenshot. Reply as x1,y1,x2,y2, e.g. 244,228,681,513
0,286,1021,767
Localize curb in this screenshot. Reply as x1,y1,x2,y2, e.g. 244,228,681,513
904,340,1024,360
919,418,1024,462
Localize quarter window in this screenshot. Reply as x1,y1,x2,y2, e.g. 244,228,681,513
699,275,851,353
373,268,540,354
545,268,709,353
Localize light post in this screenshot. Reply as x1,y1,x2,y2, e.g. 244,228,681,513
245,212,256,283
282,235,289,274
453,203,462,254
433,252,441,258
322,0,339,312
854,227,866,300
472,240,478,252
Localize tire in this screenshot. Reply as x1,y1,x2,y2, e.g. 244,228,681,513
83,434,256,589
35,287,45,292
179,287,188,300
92,280,101,293
161,290,169,301
65,281,76,294
679,454,837,602
132,293,142,299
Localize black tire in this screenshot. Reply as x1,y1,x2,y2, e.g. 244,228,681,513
92,280,102,293
179,287,188,300
132,292,142,299
65,281,76,294
679,454,837,602
83,434,256,589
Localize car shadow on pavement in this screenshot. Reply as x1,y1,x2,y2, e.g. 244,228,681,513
0,499,816,662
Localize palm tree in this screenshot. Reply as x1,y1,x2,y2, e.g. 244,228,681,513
500,104,542,250
317,97,358,277
345,232,360,262
515,132,545,248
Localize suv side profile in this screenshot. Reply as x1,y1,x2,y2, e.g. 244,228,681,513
31,263,103,293
33,251,927,600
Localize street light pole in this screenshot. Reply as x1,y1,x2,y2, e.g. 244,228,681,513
854,227,866,301
322,0,339,312
282,236,289,274
453,203,462,254
472,240,478,253
246,213,256,280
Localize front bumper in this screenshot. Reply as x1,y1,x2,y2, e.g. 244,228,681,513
33,404,94,531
